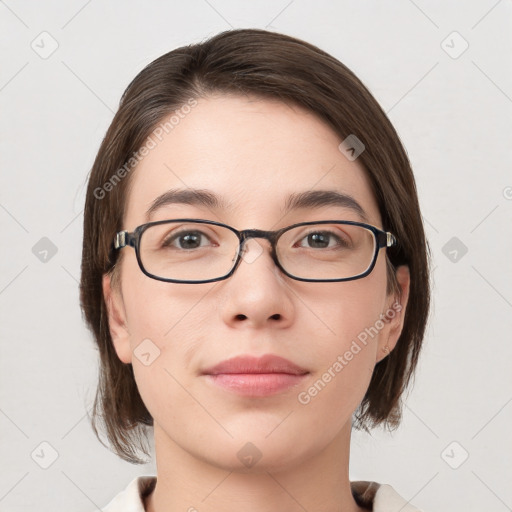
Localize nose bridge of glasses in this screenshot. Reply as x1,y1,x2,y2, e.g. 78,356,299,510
240,228,278,246
237,228,279,259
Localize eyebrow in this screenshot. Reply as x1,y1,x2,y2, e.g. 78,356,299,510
284,190,369,222
146,189,232,221
146,188,369,223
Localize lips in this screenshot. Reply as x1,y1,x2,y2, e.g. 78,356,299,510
201,354,309,376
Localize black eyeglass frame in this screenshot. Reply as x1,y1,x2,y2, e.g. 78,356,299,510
112,218,397,284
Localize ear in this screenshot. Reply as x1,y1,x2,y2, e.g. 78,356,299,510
376,265,410,363
102,273,132,364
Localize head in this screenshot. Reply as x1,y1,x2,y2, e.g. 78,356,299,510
80,28,431,466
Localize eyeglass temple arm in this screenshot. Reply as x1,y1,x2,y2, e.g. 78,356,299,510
380,231,397,248
114,231,136,250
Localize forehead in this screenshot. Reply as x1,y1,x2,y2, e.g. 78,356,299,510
123,94,381,229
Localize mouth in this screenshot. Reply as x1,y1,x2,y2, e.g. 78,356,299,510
201,354,309,397
204,373,309,397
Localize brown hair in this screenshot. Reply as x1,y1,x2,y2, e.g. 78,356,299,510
80,28,431,464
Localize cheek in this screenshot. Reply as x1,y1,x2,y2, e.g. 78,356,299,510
120,252,212,340
121,291,200,431
295,301,382,438
306,260,388,349
119,267,216,409
299,265,388,401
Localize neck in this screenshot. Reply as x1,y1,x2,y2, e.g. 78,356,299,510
145,421,365,512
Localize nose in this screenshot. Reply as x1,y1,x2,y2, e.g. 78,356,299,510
238,232,276,265
220,237,294,328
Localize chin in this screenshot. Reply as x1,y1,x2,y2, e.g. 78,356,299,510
193,432,314,475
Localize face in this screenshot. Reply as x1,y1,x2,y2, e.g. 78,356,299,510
103,94,409,473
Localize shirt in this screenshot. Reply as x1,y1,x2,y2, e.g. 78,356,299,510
98,475,425,511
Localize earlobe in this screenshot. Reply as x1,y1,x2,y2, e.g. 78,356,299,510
102,273,132,364
376,265,411,363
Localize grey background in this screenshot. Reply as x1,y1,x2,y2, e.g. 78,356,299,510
1,1,511,511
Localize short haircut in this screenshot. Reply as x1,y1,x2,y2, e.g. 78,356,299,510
80,28,432,464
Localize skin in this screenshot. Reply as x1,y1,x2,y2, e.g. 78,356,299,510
103,94,410,512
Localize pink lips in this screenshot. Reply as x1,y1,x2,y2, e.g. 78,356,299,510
201,354,309,397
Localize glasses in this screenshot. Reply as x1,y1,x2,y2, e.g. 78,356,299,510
113,219,397,284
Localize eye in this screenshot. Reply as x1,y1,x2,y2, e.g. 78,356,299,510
162,229,216,250
295,229,351,250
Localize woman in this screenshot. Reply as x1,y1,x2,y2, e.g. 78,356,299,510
80,28,431,511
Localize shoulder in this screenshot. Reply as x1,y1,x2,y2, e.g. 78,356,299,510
95,475,157,512
96,476,425,512
351,480,426,511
